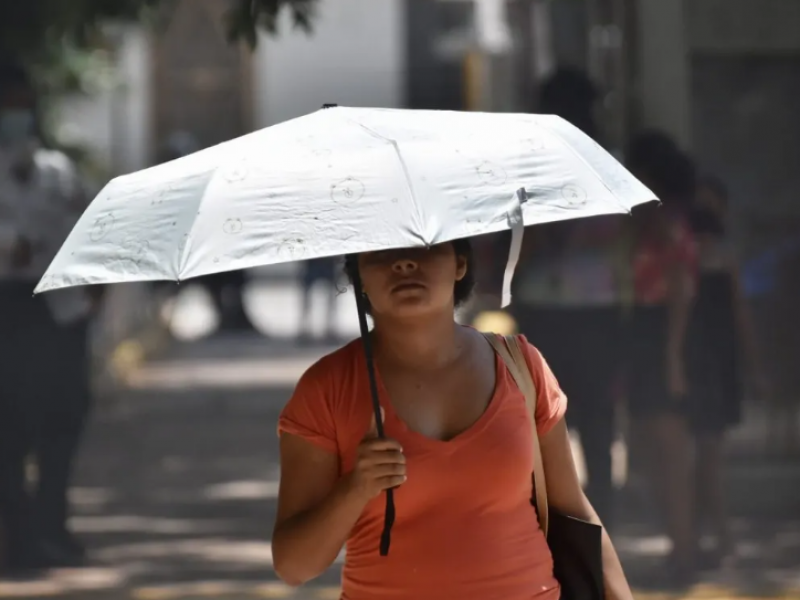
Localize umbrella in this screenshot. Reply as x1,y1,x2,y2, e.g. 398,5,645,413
35,104,656,555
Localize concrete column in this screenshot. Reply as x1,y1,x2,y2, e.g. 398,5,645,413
635,0,692,148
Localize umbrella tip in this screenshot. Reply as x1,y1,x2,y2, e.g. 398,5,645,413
322,103,338,109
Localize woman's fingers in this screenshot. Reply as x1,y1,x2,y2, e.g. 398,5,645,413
372,462,406,477
361,449,405,466
350,432,407,499
359,438,403,454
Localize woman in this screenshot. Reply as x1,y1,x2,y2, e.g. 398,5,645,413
687,176,761,563
272,239,633,599
625,134,698,583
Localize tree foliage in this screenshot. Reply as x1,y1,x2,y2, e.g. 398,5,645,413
0,0,318,79
0,0,318,171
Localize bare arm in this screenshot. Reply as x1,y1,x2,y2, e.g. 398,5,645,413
271,434,368,586
272,422,406,586
540,419,633,600
666,263,692,359
665,261,693,395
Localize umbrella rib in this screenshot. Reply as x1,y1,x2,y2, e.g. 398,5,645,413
341,117,427,244
175,169,218,281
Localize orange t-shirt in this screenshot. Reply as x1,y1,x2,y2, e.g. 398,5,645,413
278,335,567,600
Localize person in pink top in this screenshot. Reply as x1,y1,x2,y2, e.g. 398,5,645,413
625,132,700,585
271,239,633,599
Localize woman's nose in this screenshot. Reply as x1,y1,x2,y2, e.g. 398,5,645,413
392,258,418,274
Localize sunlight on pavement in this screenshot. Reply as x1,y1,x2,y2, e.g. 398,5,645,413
633,586,800,600
0,567,126,597
615,533,672,556
129,581,333,599
123,583,800,600
2,573,799,599
93,538,274,565
68,487,116,510
203,479,280,501
71,515,233,535
126,356,321,389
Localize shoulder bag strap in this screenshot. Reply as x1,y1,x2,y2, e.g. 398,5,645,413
482,332,550,537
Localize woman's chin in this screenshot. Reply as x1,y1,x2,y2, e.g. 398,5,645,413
378,299,454,321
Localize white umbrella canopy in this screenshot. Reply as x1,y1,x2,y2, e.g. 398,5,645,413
35,106,655,296
33,105,657,558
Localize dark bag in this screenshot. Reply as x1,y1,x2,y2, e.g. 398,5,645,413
484,334,605,600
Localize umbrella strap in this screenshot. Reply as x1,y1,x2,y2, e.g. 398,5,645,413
500,188,528,307
352,268,396,557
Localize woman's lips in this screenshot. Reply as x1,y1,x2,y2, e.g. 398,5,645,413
392,281,426,293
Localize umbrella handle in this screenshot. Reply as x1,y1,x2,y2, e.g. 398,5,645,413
351,267,396,556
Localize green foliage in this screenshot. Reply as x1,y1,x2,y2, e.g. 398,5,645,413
0,0,162,63
1,0,319,78
0,0,318,178
225,0,319,47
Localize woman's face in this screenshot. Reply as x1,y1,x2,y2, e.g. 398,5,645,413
358,243,467,320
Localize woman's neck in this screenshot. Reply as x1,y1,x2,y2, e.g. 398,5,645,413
372,313,465,372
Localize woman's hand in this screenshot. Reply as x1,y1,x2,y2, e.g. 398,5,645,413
346,413,406,501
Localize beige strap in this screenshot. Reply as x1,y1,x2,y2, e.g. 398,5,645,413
482,333,550,536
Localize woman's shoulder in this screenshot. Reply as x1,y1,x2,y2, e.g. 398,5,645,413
279,338,366,451
299,337,364,388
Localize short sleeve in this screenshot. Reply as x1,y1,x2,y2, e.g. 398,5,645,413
519,336,568,437
278,363,339,455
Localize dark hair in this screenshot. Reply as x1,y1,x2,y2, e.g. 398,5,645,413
626,130,696,209
625,130,680,175
343,238,476,314
538,67,599,140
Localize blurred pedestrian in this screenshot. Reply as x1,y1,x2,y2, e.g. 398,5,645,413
298,256,339,342
205,269,254,333
686,175,763,564
625,131,698,583
512,66,626,528
0,64,98,573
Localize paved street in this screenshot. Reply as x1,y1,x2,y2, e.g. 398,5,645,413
2,276,799,599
